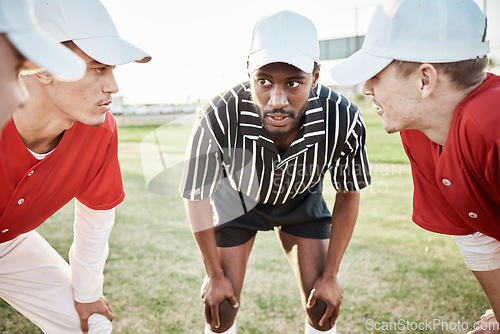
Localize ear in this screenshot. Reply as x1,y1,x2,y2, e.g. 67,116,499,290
418,63,438,99
312,64,321,89
34,71,54,85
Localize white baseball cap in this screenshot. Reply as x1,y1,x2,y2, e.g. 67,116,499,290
331,0,490,85
0,0,85,81
33,0,151,66
248,10,319,74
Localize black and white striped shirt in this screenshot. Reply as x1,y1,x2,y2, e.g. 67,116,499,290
180,82,371,205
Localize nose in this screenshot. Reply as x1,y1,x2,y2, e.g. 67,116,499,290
268,86,289,110
103,71,119,94
362,79,374,96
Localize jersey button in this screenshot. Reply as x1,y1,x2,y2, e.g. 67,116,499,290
1,229,9,233
468,212,478,219
17,198,25,205
27,170,34,176
442,179,451,186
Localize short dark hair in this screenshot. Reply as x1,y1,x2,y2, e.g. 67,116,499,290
313,62,319,73
61,40,77,50
393,56,488,89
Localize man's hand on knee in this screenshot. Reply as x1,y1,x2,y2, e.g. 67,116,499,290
306,274,343,328
74,296,113,334
201,274,239,330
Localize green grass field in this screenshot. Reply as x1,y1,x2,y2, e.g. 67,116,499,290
0,107,489,333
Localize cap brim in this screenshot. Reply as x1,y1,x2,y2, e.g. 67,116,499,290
74,36,151,66
8,28,86,82
330,49,393,86
248,48,315,74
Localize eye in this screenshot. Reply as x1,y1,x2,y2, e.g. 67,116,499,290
258,78,271,86
95,67,107,74
288,81,300,88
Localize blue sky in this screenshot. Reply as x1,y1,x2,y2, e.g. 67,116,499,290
100,0,500,105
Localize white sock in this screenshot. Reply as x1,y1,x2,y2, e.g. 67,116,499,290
205,322,236,334
305,320,337,334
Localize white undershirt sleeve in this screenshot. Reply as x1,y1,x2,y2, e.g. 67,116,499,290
69,199,115,303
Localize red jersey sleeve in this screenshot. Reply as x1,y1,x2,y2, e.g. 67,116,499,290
76,114,125,210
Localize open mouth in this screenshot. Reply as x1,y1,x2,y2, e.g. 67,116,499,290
373,102,383,115
266,114,291,126
98,101,112,112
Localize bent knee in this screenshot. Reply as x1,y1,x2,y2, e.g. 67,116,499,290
306,300,334,331
209,299,239,333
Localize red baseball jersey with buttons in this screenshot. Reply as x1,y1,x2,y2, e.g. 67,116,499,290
400,73,500,241
0,112,125,243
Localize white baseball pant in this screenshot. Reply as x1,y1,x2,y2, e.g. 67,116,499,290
452,232,500,271
0,231,112,333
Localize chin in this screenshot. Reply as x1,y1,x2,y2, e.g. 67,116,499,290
84,115,107,127
383,123,400,134
381,118,397,134
264,126,293,138
269,130,290,138
92,119,106,127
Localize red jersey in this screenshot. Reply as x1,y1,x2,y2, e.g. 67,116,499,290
0,112,124,243
401,73,500,241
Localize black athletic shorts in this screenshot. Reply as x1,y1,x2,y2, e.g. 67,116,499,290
212,181,332,247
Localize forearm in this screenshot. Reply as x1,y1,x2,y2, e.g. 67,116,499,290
185,198,224,278
70,200,115,302
324,190,360,277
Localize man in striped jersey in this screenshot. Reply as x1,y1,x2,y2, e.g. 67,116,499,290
332,0,499,333
181,11,370,334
